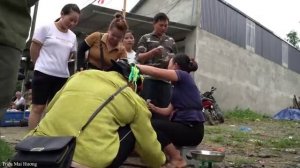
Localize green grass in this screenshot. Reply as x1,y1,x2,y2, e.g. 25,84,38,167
206,108,300,149
267,137,300,148
203,108,300,167
228,156,256,167
209,135,225,143
0,139,13,163
224,107,269,121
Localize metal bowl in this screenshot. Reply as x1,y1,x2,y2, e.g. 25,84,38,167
190,150,225,162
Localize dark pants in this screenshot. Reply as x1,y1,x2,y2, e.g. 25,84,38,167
151,119,204,148
32,71,68,105
140,78,172,120
108,125,135,168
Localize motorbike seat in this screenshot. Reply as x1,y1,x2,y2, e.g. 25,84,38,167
202,97,213,101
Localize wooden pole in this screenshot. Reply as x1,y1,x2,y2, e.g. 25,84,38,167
123,0,127,18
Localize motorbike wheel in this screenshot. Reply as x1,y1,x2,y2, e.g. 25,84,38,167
214,104,225,123
203,109,216,125
216,112,225,123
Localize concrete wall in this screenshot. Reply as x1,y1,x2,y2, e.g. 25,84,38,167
193,28,300,115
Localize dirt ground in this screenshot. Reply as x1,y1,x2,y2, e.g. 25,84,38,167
0,127,28,146
1,120,300,168
200,119,300,168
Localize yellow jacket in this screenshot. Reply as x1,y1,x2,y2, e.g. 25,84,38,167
30,70,165,168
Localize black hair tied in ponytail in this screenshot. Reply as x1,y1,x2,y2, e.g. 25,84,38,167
114,13,124,20
173,53,198,73
188,58,198,73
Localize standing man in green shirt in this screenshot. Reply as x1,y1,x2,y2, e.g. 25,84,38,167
0,0,38,120
136,12,177,120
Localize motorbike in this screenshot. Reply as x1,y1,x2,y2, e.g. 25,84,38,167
202,86,224,125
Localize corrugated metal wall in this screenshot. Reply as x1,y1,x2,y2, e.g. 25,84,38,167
201,0,245,47
289,47,300,73
260,30,282,64
201,0,300,74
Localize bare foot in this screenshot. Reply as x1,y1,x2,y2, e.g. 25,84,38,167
168,158,187,168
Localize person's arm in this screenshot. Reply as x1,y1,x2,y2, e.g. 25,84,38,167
135,35,162,64
119,47,127,59
30,40,42,64
131,101,166,167
137,48,162,64
30,25,48,64
69,51,76,60
148,103,174,116
76,41,90,71
137,64,178,82
69,38,77,61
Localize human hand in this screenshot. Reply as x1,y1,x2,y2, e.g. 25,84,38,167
148,102,158,112
150,46,163,57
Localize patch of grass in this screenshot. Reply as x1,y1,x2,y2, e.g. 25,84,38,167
205,126,227,134
267,137,300,148
205,108,300,148
209,135,225,143
202,108,299,167
230,131,250,142
0,139,13,162
228,156,256,167
225,107,269,121
251,139,264,147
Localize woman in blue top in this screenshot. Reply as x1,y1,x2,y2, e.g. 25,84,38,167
137,53,205,167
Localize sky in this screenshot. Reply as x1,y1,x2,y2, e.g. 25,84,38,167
32,0,139,29
225,0,300,40
32,0,300,40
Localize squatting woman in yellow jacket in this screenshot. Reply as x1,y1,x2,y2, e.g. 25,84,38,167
28,60,166,168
